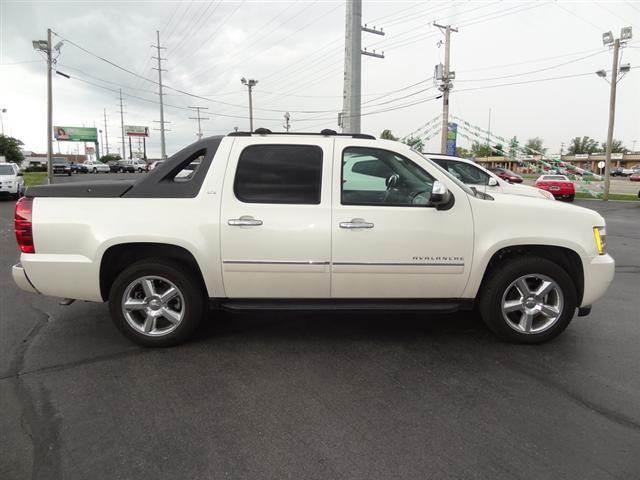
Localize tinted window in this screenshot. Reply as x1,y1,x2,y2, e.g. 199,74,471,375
342,147,435,206
439,160,490,185
234,144,322,204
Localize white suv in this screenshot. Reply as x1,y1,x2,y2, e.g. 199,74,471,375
12,131,614,347
0,163,25,199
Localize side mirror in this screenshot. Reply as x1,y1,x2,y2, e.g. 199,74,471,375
430,181,453,210
487,177,498,187
17,172,24,176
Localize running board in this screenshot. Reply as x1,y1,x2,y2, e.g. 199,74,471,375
214,298,473,313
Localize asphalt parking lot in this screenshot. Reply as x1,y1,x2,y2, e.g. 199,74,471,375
1,182,639,479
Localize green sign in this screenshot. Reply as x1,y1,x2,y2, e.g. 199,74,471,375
54,126,98,142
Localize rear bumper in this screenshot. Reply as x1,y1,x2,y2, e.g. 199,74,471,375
12,263,39,294
17,253,102,301
581,254,615,307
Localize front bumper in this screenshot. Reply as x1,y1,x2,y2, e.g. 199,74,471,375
581,254,615,307
12,263,39,294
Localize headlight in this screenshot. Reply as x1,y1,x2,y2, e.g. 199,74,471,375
593,226,607,255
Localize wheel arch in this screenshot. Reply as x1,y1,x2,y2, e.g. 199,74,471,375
474,244,584,306
99,242,207,301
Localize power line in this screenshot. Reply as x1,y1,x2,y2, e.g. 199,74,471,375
457,50,606,83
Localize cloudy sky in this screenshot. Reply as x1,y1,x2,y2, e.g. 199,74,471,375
1,0,639,158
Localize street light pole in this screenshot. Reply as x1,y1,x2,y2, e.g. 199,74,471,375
241,77,258,132
603,37,619,202
599,27,632,201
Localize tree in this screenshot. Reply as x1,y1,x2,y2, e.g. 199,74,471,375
600,139,625,153
567,136,599,154
403,136,424,151
380,129,398,141
455,147,471,158
100,153,121,163
524,137,546,155
470,141,492,157
508,136,520,160
0,134,25,164
492,144,504,156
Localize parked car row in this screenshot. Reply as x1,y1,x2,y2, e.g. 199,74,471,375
611,167,640,177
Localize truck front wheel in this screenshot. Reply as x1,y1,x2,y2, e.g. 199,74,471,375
478,256,577,344
108,259,206,347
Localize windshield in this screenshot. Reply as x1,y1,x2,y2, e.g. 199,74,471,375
52,158,66,164
543,175,567,181
0,165,15,175
414,150,479,197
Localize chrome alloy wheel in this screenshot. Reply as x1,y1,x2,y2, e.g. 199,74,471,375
122,276,185,336
501,274,564,334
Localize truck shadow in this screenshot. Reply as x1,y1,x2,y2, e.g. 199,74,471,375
194,308,493,346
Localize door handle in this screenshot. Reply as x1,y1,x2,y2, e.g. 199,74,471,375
339,218,374,229
228,215,263,226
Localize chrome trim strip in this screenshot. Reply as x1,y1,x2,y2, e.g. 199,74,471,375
333,262,465,267
223,260,330,265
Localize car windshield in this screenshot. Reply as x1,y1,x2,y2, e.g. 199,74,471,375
52,158,66,164
414,151,480,198
0,165,15,175
543,175,567,181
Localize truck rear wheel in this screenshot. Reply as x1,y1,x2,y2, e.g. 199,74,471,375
108,259,205,347
478,256,577,344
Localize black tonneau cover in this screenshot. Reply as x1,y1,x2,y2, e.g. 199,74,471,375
26,135,223,199
26,180,135,198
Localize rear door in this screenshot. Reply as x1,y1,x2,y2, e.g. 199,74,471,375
220,137,333,298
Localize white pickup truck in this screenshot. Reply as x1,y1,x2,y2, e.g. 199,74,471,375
13,130,614,346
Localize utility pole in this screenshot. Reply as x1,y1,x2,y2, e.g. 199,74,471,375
598,27,632,201
32,31,54,182
103,108,109,155
188,106,210,140
241,77,258,132
46,29,53,183
434,23,458,154
152,30,167,159
341,0,384,134
283,112,291,132
118,89,126,160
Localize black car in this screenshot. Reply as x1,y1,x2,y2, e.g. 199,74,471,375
115,160,136,173
69,162,88,174
52,157,72,176
610,167,624,177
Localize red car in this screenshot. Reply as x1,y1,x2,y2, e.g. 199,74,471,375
629,172,640,182
488,167,523,183
535,175,575,202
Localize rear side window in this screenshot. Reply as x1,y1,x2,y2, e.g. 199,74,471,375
234,144,323,204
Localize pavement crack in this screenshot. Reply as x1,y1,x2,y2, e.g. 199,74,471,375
502,361,640,433
4,303,63,480
0,348,147,381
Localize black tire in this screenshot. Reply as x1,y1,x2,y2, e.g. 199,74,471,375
478,256,577,344
567,194,574,202
108,259,206,347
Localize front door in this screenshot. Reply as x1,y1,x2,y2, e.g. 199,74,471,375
220,138,333,298
331,143,474,298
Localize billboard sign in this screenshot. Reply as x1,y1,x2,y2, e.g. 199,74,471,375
125,125,149,137
446,122,457,156
574,154,589,160
54,126,98,142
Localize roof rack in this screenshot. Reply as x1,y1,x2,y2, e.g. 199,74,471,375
227,128,375,140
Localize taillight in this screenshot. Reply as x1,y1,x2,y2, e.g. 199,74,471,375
15,197,35,254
